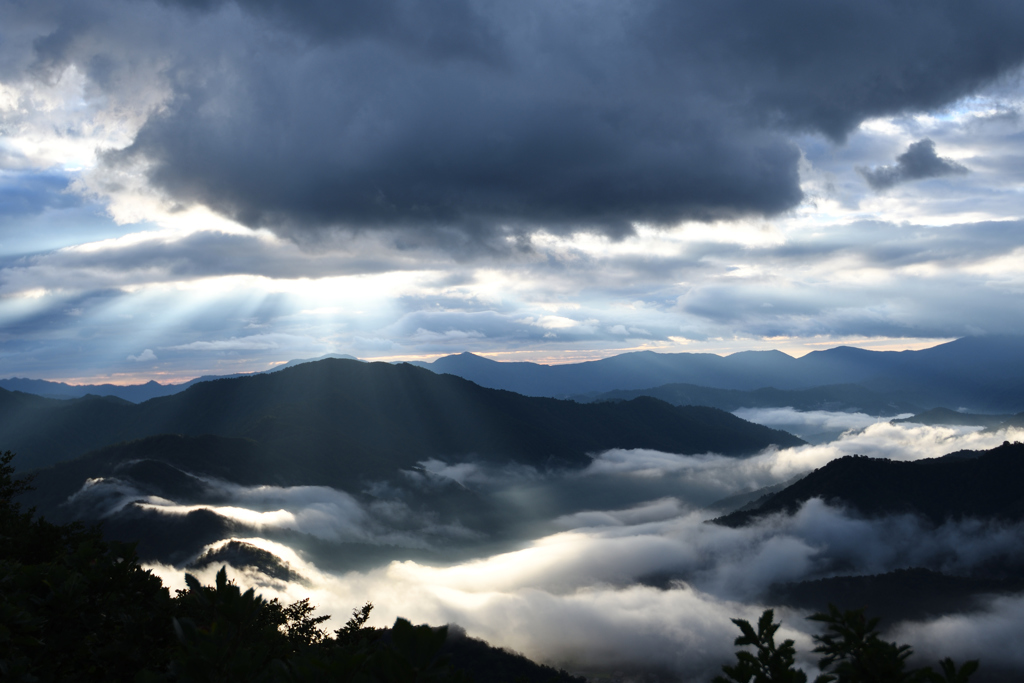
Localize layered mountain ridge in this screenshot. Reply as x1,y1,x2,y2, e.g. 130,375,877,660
6,336,1024,413
411,335,1024,411
2,358,803,474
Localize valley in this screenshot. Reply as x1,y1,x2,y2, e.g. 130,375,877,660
5,343,1024,681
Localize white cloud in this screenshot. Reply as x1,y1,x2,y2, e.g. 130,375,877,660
517,315,580,330
733,408,894,433
166,335,283,352
145,492,1024,679
89,416,1023,679
70,474,478,548
127,349,156,362
581,421,1024,490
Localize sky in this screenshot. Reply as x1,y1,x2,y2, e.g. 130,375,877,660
3,0,1024,384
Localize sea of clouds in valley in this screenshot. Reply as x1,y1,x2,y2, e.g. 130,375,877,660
68,412,1024,680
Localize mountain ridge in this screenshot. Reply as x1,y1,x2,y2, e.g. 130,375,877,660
580,382,923,416
7,336,1023,412
713,441,1024,527
409,335,1024,411
4,358,804,474
0,353,360,403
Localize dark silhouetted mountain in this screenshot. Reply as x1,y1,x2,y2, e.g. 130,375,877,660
267,352,360,371
188,540,309,585
103,504,240,565
11,361,803,566
409,349,801,397
714,441,1024,527
410,336,1024,411
583,383,922,416
7,359,803,475
768,568,1024,625
11,336,1024,411
0,390,139,468
19,434,268,512
443,626,587,683
983,412,1024,433
0,376,213,402
891,407,1016,427
703,476,806,516
0,354,360,403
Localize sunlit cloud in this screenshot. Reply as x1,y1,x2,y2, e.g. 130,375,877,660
167,335,285,352
57,414,1020,677
143,488,1024,678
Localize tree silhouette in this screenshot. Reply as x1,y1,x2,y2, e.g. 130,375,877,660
715,607,980,683
714,609,807,683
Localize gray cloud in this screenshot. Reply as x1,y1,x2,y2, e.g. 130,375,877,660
894,596,1024,676
5,0,1024,250
642,3,1024,140
0,229,443,295
859,139,969,190
153,0,505,64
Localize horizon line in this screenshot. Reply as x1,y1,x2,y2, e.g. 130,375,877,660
1,335,971,387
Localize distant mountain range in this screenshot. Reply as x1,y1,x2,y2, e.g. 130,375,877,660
410,336,1024,411
0,353,359,403
581,383,923,416
6,337,1024,415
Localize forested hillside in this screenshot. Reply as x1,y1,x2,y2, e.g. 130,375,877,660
2,358,802,473
714,441,1024,527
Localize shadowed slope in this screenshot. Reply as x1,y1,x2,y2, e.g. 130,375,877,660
584,383,922,416
714,441,1024,527
8,359,804,475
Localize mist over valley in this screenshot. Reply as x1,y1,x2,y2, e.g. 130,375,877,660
8,349,1024,681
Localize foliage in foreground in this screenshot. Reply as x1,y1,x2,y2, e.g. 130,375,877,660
0,449,467,682
0,449,986,683
714,607,980,683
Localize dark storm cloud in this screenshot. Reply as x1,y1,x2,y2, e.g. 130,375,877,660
36,0,1014,249
114,59,799,242
153,0,504,63
859,139,969,190
644,2,1024,140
